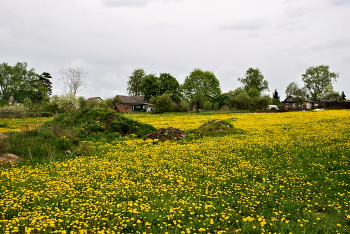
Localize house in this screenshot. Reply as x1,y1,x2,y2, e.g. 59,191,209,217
86,97,103,102
116,95,150,112
282,95,315,110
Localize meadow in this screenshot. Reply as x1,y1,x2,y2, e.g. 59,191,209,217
0,110,349,234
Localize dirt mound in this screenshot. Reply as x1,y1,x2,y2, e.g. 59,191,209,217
0,153,22,164
145,127,186,141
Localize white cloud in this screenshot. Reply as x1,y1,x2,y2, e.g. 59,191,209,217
101,0,151,7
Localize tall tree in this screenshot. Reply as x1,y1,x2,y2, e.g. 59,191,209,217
60,67,88,95
272,89,280,105
127,68,146,96
39,72,53,95
238,67,269,94
0,62,47,103
158,73,182,102
285,82,301,97
139,74,160,101
340,91,346,101
301,65,338,101
182,68,221,103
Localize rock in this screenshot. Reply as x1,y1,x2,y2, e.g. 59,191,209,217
0,153,22,164
0,132,8,139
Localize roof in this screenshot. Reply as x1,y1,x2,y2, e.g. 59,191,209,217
86,97,103,102
117,95,146,105
115,105,132,112
282,95,312,103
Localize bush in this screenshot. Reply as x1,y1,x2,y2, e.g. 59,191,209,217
153,94,174,113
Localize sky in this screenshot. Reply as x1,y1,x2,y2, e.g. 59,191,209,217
1,0,349,100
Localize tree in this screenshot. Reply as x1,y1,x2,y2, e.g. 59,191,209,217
301,65,339,101
52,93,80,112
150,93,174,113
238,67,269,94
253,95,271,110
227,88,251,111
139,74,160,101
182,68,221,103
39,72,53,95
340,91,346,101
60,67,88,95
127,68,146,96
272,89,280,105
158,73,182,102
0,62,48,104
316,85,340,101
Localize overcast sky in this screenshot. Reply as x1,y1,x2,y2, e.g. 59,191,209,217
1,0,349,100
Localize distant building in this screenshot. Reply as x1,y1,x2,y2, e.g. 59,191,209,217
116,95,152,112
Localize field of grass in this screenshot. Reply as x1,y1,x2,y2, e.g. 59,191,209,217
0,110,349,233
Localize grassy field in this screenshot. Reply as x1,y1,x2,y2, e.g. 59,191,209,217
0,110,349,233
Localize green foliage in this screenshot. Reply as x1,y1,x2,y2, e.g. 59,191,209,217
152,94,174,113
54,93,80,112
2,109,157,163
0,62,49,104
272,89,280,105
182,68,221,103
127,68,146,96
317,85,340,101
302,65,339,101
254,95,271,110
203,100,213,110
189,119,242,137
48,108,156,139
0,104,28,117
238,67,269,94
158,73,182,102
340,91,346,101
139,74,160,101
39,72,53,95
227,88,251,111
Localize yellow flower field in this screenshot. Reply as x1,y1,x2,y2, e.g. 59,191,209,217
0,110,349,233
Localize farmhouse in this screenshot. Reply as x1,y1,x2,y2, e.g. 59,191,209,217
116,95,152,112
282,95,315,110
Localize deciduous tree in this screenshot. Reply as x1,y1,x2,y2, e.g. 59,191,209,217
127,68,146,96
301,65,338,101
238,67,269,94
139,74,160,101
60,67,88,95
158,73,182,102
182,68,221,103
0,62,48,104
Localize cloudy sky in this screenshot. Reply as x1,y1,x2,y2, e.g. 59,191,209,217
1,0,349,100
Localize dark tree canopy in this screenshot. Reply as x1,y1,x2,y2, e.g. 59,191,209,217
158,73,182,102
182,68,221,102
301,65,338,101
238,67,269,94
127,68,146,96
272,89,280,105
40,72,53,95
139,74,160,101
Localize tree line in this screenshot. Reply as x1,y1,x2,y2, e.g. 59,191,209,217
0,61,347,115
127,65,346,113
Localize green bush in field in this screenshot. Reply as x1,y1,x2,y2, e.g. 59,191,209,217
2,108,156,163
